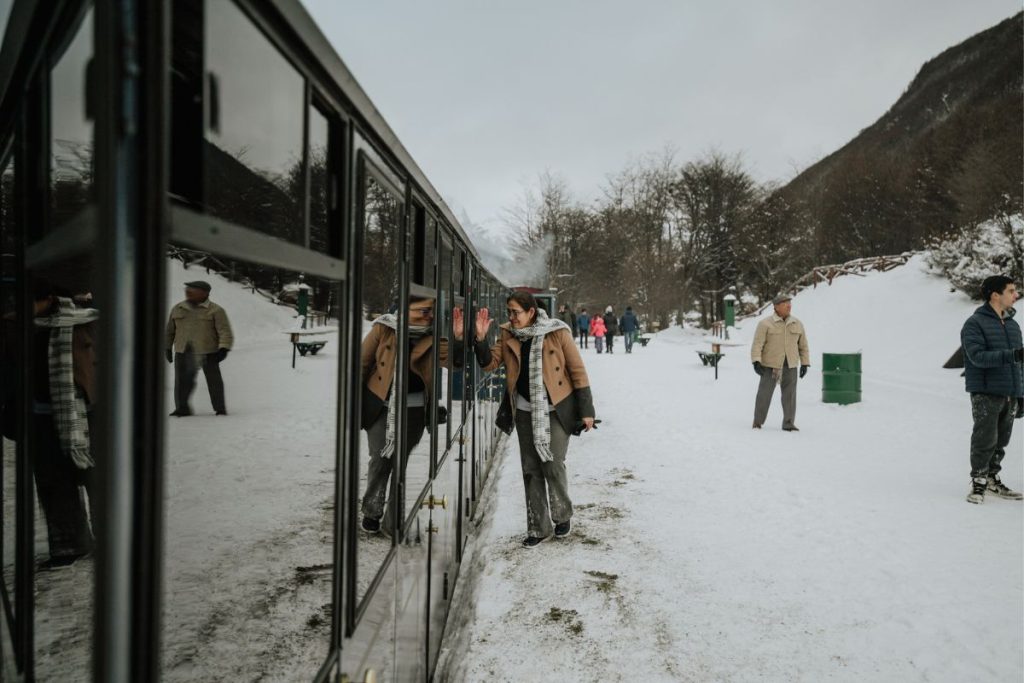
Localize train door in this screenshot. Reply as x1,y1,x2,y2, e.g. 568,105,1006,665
340,139,406,682
426,230,459,674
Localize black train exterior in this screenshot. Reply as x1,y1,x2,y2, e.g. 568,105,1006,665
0,0,507,680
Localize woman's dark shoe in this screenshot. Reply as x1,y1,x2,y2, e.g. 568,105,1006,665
554,520,571,538
38,552,90,570
522,535,549,548
361,516,381,533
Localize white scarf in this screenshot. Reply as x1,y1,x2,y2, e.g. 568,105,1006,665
509,309,570,462
373,314,432,459
34,297,99,469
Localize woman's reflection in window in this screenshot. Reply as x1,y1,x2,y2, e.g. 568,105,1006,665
359,297,463,534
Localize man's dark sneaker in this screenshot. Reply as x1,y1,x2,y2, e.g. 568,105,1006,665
215,410,228,416
782,426,800,432
169,409,192,417
966,477,987,504
554,520,571,538
361,516,381,533
522,535,549,548
987,475,1023,500
752,423,762,429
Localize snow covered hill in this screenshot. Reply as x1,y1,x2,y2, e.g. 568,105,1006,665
438,256,1023,682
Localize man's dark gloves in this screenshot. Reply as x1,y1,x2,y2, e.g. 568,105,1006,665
752,361,764,376
799,365,809,379
213,348,229,363
1015,347,1024,362
1017,397,1024,420
165,349,173,364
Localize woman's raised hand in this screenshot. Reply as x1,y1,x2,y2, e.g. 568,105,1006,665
475,307,493,341
452,306,464,340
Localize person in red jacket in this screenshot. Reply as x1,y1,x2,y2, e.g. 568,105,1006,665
590,315,607,354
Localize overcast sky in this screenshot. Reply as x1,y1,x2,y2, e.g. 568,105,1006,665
301,0,1019,238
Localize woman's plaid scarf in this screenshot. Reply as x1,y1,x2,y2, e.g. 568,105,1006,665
509,309,570,462
34,297,99,469
371,314,431,459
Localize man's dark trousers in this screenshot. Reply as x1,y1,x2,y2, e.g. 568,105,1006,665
174,351,226,414
970,393,1016,478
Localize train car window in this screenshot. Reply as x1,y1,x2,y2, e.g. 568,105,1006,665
203,0,306,245
449,247,465,440
355,169,401,609
45,8,93,241
29,255,98,679
411,203,425,285
1,153,16,617
437,236,452,451
424,215,436,291
308,103,332,255
160,250,340,679
401,285,436,531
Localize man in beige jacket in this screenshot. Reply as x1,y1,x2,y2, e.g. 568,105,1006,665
165,280,234,416
750,294,810,431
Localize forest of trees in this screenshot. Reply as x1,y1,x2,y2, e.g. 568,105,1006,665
504,13,1023,327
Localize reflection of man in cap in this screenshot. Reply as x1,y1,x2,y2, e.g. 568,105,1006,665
750,293,810,431
165,281,234,416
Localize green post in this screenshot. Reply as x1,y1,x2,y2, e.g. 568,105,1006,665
723,293,736,328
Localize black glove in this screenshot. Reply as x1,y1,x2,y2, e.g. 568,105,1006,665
212,348,229,363
752,361,764,376
1015,348,1024,362
799,365,808,379
165,349,173,364
1016,397,1024,420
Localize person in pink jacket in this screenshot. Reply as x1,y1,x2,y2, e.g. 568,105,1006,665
590,315,607,354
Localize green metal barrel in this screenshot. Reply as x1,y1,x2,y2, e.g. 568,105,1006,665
822,352,862,405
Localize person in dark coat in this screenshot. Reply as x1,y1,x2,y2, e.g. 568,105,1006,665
576,307,590,349
961,275,1024,504
602,306,619,354
558,303,577,338
620,306,639,353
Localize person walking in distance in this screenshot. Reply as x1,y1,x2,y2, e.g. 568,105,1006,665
961,275,1024,504
471,292,595,547
558,303,577,339
750,294,810,431
590,313,606,354
603,306,618,354
165,281,234,416
620,306,639,353
576,307,590,349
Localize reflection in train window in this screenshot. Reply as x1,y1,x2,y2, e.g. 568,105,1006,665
30,256,98,679
355,169,402,608
160,250,339,680
1,154,16,615
438,237,453,449
308,104,332,255
47,8,93,238
204,0,305,244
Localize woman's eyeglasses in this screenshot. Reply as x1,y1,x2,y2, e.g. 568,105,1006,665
411,307,434,317
506,309,525,319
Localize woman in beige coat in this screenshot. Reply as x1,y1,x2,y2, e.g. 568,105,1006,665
471,291,596,547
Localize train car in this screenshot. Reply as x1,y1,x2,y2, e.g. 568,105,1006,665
0,1,507,680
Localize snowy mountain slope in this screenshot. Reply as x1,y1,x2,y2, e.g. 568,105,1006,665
438,256,1022,682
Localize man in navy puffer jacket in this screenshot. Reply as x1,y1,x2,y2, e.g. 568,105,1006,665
961,275,1024,504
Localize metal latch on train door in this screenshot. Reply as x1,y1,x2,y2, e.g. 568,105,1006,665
421,495,448,510
339,669,377,683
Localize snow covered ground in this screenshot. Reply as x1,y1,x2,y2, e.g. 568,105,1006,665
438,256,1024,682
